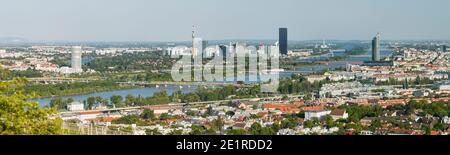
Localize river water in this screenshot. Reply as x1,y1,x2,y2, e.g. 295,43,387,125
35,85,200,106
294,49,392,73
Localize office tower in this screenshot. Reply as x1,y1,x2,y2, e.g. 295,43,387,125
71,46,83,73
191,25,197,56
372,33,381,62
235,42,246,55
202,40,208,56
270,42,280,57
219,45,227,57
233,42,249,55
443,45,447,52
191,26,207,57
279,28,288,55
192,38,203,57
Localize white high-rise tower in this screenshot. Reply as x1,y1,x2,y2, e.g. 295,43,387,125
192,25,196,56
71,46,83,73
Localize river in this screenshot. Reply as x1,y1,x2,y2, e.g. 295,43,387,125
35,85,202,106
293,49,393,73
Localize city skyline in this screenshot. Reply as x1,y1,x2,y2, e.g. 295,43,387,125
0,0,449,42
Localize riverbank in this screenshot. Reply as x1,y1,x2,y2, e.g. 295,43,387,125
25,81,141,99
34,85,201,106
30,86,142,100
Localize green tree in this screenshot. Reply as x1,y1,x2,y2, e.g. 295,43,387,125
50,97,66,110
110,95,124,107
190,124,206,135
141,109,155,120
112,115,141,125
370,119,382,131
145,128,162,135
260,127,275,135
211,118,224,132
271,122,281,132
325,115,335,127
146,91,170,105
183,93,201,103
433,122,445,131
422,125,432,135
95,96,107,107
403,79,409,89
0,78,62,135
168,129,184,135
227,129,247,135
304,120,315,128
86,97,96,110
66,98,74,104
185,110,197,116
159,113,172,120
125,94,135,106
24,81,133,98
250,122,263,135
281,118,298,129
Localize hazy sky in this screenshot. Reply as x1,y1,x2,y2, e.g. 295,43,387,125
0,0,449,41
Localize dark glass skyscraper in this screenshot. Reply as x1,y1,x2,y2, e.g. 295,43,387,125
443,45,447,52
279,28,288,55
219,45,227,57
372,33,381,62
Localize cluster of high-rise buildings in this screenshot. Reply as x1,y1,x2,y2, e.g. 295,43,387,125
168,27,289,57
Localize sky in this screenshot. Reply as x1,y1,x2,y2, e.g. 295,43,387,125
0,0,449,41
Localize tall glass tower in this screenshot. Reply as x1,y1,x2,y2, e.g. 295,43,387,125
71,46,83,73
279,28,288,55
372,33,381,62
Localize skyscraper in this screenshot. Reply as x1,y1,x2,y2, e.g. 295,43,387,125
372,33,381,62
192,38,203,57
202,40,208,56
219,45,227,57
442,45,447,52
71,46,83,73
279,28,288,55
192,25,197,56
191,26,207,57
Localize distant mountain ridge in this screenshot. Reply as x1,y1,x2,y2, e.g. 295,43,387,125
0,37,29,43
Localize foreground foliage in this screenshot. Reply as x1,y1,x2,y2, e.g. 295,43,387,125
0,78,62,135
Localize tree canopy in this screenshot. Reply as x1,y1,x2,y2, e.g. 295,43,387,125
0,78,62,135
